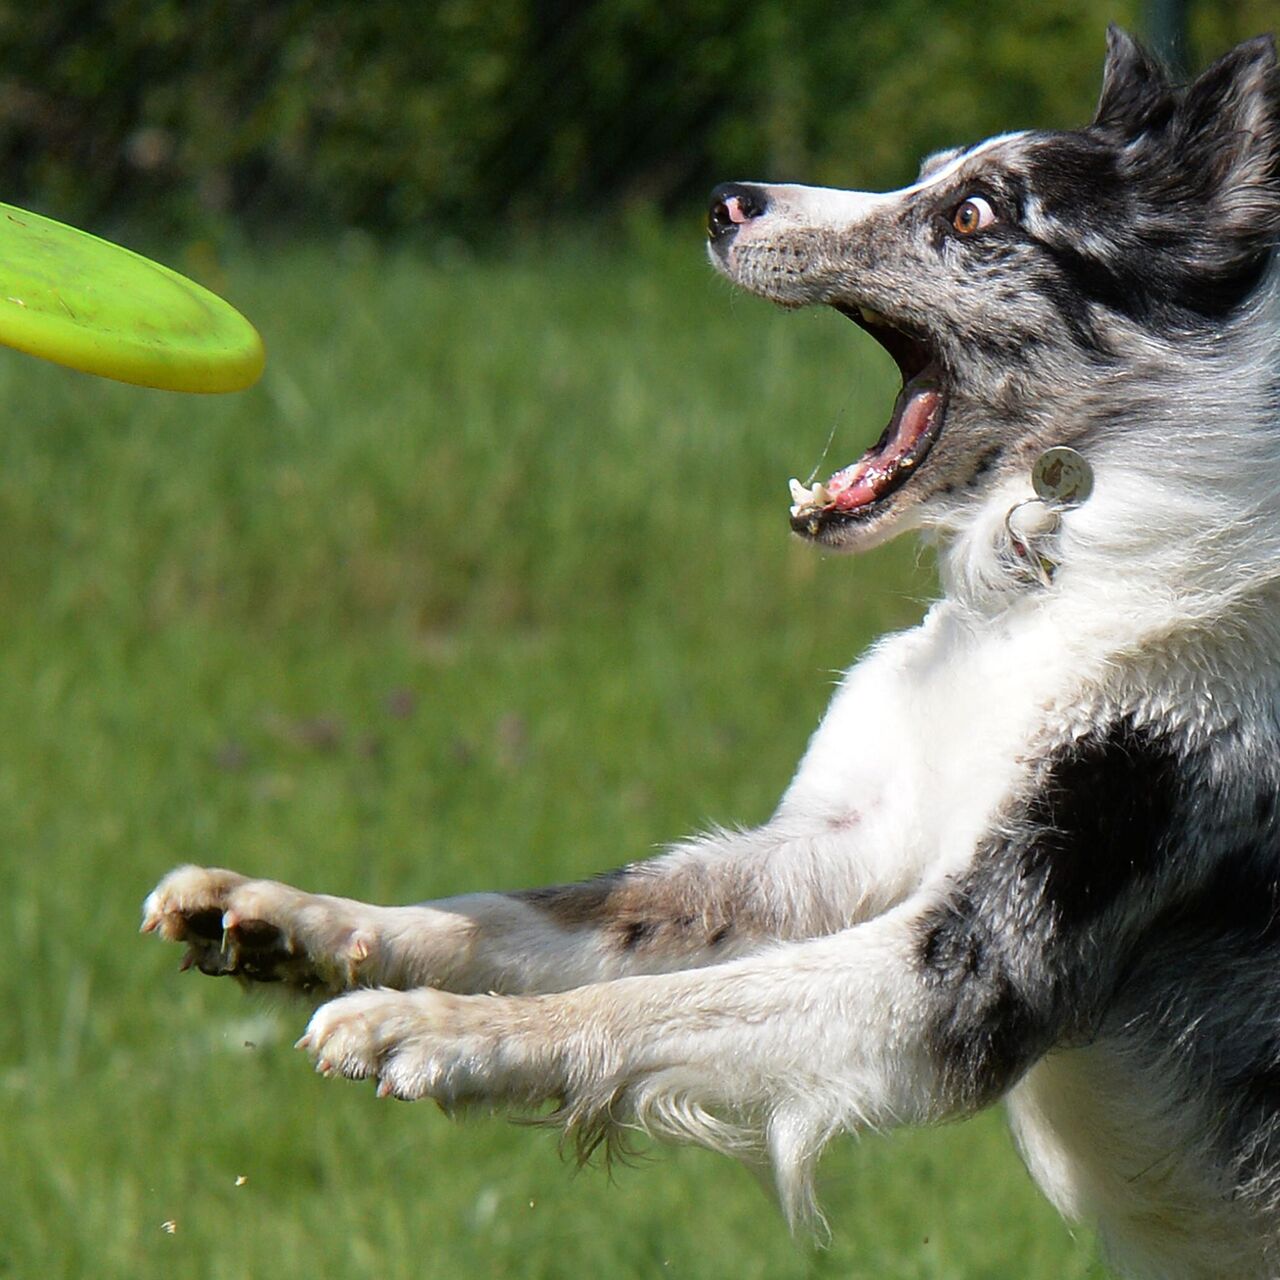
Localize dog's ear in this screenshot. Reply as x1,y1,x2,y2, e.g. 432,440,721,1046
1093,25,1174,133
1177,35,1280,205
1147,36,1280,311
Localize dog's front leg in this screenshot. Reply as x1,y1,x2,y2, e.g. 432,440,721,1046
299,890,1060,1223
141,818,902,997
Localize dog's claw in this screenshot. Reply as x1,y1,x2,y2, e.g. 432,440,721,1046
142,866,377,995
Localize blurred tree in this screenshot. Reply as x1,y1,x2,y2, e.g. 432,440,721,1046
0,0,1268,239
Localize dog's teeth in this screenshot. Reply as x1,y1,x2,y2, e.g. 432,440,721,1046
788,478,832,512
859,307,887,326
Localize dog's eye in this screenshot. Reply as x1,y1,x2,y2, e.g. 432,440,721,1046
952,196,996,235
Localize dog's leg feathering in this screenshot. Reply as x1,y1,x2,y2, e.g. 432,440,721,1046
297,894,1052,1230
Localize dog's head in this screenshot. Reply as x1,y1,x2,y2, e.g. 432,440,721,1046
708,28,1280,553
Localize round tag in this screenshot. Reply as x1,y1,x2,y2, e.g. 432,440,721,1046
1031,446,1093,507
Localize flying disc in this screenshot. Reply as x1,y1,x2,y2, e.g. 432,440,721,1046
0,201,264,393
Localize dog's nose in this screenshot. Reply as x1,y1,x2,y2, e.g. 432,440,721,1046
707,183,768,241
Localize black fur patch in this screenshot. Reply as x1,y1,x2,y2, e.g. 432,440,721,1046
1020,719,1182,929
917,719,1185,1104
918,889,1051,1106
1006,107,1278,331
1158,837,1280,946
969,445,1003,481
620,919,657,950
1255,791,1276,827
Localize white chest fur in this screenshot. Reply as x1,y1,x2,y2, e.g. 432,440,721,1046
777,598,1094,899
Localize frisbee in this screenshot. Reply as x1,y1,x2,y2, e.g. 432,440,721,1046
0,201,264,393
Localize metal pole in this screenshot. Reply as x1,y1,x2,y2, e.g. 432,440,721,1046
1147,0,1190,76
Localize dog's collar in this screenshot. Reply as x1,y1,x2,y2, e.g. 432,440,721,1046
1003,447,1093,588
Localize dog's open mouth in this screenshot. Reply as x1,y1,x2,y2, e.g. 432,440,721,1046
789,306,946,535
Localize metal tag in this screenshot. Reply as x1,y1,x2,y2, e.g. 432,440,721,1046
1031,446,1093,508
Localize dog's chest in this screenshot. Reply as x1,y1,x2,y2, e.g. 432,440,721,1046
778,601,1092,886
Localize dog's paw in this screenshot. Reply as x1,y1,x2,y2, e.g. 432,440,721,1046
299,988,561,1106
141,865,376,994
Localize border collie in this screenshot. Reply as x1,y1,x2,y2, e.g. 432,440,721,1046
143,29,1280,1278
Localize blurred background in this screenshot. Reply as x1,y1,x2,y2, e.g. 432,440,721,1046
0,2,1269,1277
2,0,1268,241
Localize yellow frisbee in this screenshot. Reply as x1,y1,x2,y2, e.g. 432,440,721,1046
0,202,264,393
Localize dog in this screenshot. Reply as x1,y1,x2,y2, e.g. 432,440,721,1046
142,28,1280,1278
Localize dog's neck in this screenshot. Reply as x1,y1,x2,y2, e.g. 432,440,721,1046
931,260,1280,640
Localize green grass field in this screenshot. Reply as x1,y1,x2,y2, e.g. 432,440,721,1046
0,229,1106,1277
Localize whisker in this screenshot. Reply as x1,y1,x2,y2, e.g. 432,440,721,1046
805,380,861,485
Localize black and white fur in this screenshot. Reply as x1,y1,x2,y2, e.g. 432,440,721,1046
143,30,1280,1278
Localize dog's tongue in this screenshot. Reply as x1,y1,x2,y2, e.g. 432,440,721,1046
826,383,941,510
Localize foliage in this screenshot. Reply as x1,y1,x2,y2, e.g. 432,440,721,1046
10,0,1265,237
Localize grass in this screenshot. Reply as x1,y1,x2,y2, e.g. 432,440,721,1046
0,227,1106,1277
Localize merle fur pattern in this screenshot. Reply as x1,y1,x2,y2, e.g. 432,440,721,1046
143,29,1280,1279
